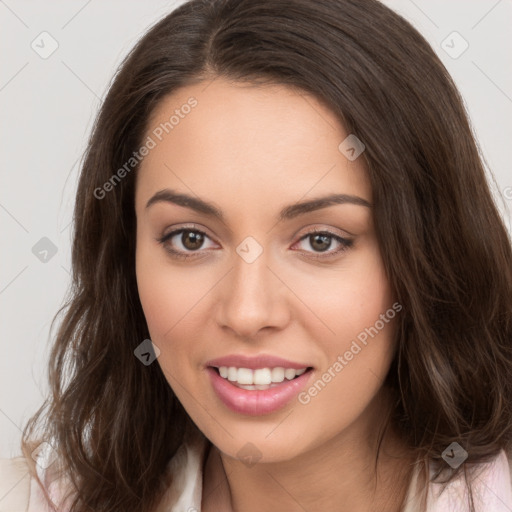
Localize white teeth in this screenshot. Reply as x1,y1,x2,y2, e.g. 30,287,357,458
227,367,238,381
237,368,253,385
271,367,285,383
254,368,272,385
217,366,309,386
284,368,296,380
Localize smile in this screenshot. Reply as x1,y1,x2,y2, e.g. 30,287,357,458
207,366,314,415
214,366,308,389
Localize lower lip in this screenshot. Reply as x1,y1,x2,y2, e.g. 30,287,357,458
206,367,313,416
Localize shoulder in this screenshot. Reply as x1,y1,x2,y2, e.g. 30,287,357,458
0,432,209,512
434,449,512,512
404,449,512,512
0,455,67,512
155,429,209,512
0,457,31,512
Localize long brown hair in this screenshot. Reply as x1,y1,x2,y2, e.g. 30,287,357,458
22,0,512,511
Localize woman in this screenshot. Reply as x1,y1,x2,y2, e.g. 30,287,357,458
1,0,511,510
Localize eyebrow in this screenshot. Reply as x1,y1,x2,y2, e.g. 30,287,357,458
145,188,371,222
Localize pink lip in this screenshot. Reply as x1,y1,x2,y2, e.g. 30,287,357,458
205,354,312,370
206,366,314,416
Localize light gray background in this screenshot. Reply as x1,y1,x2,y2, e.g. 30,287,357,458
1,0,511,459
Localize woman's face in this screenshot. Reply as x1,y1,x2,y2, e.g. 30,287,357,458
135,77,399,463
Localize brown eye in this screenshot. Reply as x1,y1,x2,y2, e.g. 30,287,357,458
309,233,332,252
293,230,353,259
157,227,217,260
181,230,204,250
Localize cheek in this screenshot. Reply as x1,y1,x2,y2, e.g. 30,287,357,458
298,321,396,435
135,237,209,368
136,254,210,407
292,318,397,457
292,244,397,421
281,239,394,347
332,263,393,343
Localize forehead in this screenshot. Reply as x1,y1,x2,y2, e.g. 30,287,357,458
135,77,371,214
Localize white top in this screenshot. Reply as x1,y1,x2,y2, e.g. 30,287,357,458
1,432,511,511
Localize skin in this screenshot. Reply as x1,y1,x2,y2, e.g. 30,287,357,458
135,77,413,512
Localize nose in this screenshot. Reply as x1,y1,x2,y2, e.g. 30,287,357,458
216,244,291,340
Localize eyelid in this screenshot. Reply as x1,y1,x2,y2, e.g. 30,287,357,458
295,223,355,239
159,223,217,243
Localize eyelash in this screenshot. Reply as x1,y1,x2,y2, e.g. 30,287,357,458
156,225,353,261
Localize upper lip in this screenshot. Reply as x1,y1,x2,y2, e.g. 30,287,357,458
205,354,313,370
